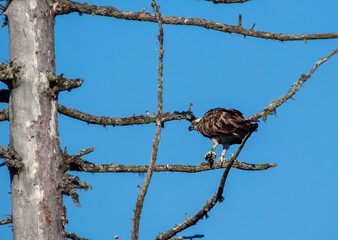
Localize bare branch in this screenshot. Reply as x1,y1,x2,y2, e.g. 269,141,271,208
238,14,242,28
47,72,83,93
65,232,89,240
157,131,253,240
0,63,83,99
249,45,338,121
55,0,338,41
0,217,12,225
132,2,164,239
60,146,275,173
0,108,8,121
65,157,276,173
216,131,253,201
57,104,194,126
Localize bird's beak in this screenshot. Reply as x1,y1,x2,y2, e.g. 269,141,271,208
188,125,193,131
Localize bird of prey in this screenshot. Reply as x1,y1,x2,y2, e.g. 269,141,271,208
188,108,258,165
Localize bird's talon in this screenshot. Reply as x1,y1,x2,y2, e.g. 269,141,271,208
204,151,216,160
204,151,216,166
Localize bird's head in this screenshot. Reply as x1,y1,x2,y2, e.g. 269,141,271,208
188,118,201,131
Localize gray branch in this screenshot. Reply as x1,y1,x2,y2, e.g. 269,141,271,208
65,157,276,173
47,72,83,93
132,2,164,239
55,0,338,41
249,45,338,121
57,104,194,126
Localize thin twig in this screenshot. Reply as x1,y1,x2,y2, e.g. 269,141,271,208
55,0,338,41
156,131,253,240
249,45,338,121
132,1,164,239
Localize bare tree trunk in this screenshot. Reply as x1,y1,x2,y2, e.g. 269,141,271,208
7,0,64,239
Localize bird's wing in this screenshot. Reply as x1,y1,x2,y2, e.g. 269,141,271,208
196,108,258,138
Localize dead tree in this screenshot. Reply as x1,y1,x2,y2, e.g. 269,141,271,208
2,0,64,239
0,0,337,239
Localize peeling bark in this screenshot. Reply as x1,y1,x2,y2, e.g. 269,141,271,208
7,0,64,239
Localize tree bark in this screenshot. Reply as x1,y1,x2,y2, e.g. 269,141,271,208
7,0,64,239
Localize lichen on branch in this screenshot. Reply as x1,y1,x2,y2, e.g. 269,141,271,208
47,72,84,93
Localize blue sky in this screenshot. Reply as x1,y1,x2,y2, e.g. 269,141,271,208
0,0,338,239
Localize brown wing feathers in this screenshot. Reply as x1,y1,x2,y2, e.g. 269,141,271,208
196,108,258,138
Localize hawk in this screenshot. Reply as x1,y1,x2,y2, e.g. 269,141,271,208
188,108,258,165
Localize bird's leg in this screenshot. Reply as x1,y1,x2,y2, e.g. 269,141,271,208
204,141,218,166
216,145,229,164
216,148,227,164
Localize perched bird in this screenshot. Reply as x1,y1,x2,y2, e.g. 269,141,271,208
188,108,258,165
